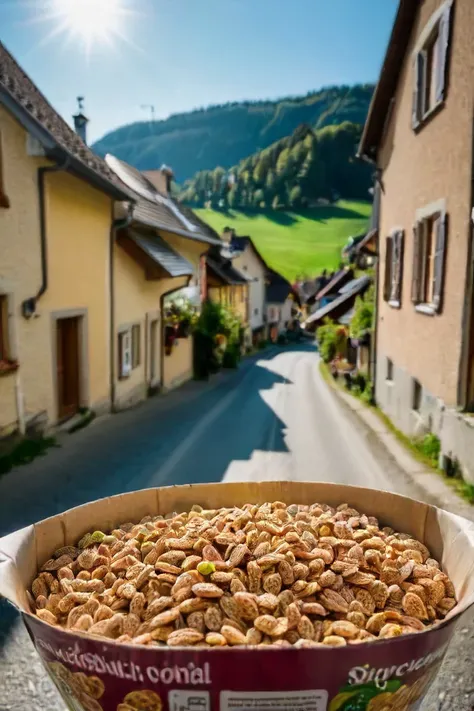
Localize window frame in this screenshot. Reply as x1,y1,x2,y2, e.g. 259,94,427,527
412,0,453,131
118,329,132,380
383,228,404,309
412,199,447,316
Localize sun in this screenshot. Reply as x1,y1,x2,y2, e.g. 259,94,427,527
40,0,135,53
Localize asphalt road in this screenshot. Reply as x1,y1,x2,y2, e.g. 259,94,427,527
0,345,473,710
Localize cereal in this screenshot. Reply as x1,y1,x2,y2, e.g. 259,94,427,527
30,501,456,647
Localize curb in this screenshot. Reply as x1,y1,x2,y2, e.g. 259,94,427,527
321,363,474,522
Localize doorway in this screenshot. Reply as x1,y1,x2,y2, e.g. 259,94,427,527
56,316,80,420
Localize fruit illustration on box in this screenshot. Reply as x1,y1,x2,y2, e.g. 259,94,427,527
117,689,162,711
47,662,105,711
329,666,439,711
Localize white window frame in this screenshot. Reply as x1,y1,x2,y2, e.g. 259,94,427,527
413,199,447,316
412,0,453,129
118,329,132,379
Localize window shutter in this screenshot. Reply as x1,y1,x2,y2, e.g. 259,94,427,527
392,230,405,304
433,214,447,312
436,2,453,104
412,53,424,128
383,236,393,302
411,224,422,303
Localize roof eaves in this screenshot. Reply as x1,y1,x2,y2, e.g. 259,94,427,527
0,87,132,202
133,208,220,245
358,0,420,159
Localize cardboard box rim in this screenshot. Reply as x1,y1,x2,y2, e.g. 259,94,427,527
1,480,474,650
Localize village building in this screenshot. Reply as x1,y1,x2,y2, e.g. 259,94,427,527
359,0,474,482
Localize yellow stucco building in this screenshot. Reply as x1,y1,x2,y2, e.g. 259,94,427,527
0,43,131,436
0,43,221,438
104,157,222,401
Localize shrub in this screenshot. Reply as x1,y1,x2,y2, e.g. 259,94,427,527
318,321,348,364
415,433,441,467
350,285,374,340
223,345,240,369
257,340,268,351
277,333,288,345
193,300,242,378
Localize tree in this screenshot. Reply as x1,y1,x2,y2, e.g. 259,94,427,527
253,188,265,207
289,185,302,208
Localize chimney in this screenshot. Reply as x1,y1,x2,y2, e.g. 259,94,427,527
142,165,174,197
221,227,235,244
73,96,89,144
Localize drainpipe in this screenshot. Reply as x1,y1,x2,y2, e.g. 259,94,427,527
357,153,381,401
21,157,71,318
109,203,134,412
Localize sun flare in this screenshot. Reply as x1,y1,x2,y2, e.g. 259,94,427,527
40,0,135,53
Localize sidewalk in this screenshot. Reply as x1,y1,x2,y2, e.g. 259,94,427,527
323,364,474,522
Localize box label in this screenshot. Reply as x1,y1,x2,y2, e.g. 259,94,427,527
220,690,328,710
168,690,211,711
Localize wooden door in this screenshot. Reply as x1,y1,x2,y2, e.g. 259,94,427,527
57,317,80,420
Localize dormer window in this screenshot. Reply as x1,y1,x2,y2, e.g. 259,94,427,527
412,1,453,130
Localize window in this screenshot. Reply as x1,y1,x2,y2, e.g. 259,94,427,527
412,210,447,313
254,307,259,316
383,230,404,307
386,358,393,382
412,379,422,412
0,295,10,361
131,324,140,368
412,1,452,129
118,331,132,379
0,131,10,209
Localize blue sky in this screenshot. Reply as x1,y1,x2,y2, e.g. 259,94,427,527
1,0,398,143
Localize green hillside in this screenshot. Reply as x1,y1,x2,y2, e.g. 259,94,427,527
92,84,373,181
182,122,371,211
196,201,371,282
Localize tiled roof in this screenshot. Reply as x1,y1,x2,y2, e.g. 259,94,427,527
359,0,420,158
315,268,354,301
304,275,371,328
338,275,372,295
105,155,220,245
127,230,193,278
206,256,247,285
230,236,269,269
266,268,292,304
0,42,130,200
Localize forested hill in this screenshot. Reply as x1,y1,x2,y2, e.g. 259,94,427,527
92,84,373,182
180,122,372,211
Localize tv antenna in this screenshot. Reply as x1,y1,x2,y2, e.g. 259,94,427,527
141,104,156,122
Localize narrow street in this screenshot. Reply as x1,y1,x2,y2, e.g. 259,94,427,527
0,345,473,710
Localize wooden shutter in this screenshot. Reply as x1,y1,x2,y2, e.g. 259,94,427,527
383,236,393,302
433,214,447,312
392,231,404,304
412,53,424,128
411,223,422,303
436,2,453,104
